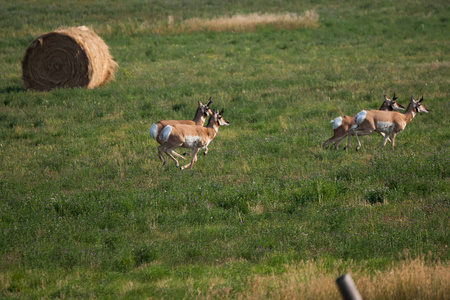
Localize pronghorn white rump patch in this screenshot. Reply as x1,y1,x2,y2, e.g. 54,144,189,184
330,117,342,130
376,121,395,133
160,125,172,143
184,135,201,148
149,123,158,140
354,110,367,125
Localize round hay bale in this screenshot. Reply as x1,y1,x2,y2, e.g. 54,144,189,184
22,26,118,91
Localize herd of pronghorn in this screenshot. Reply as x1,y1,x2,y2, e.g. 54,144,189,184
149,94,428,170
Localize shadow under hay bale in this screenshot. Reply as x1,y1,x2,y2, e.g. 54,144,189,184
22,26,118,92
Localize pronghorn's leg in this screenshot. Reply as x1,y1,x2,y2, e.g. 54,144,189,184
182,147,207,156
181,147,200,170
163,145,182,168
344,130,352,150
376,132,391,143
322,137,337,149
157,145,167,166
354,134,362,150
322,139,332,148
158,143,185,160
346,129,362,151
380,133,390,148
171,150,186,160
323,134,346,149
355,134,361,150
390,133,397,150
190,147,200,169
165,151,180,168
333,135,348,149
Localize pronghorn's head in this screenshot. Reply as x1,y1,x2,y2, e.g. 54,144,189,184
214,109,229,126
382,92,405,111
209,109,229,129
199,97,213,118
217,109,230,126
411,95,429,114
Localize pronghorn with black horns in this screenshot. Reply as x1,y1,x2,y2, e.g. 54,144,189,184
157,109,229,170
323,93,404,149
149,97,213,159
347,95,429,150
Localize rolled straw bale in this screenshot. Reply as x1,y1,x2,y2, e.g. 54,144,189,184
22,26,117,91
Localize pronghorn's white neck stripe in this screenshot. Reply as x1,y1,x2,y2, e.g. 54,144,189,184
201,116,205,123
213,125,219,133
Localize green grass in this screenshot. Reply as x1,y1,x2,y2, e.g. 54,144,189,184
0,0,449,298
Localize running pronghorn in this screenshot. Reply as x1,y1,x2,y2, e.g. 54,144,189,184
149,97,213,159
157,109,229,170
323,93,404,149
347,95,429,150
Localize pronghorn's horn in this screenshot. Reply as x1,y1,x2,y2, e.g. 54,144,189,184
419,95,423,102
206,97,213,106
393,92,397,100
219,109,224,115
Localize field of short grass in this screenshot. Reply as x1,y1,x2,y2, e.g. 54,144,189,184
0,0,449,298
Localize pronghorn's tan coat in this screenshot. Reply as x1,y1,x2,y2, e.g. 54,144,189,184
323,94,404,149
150,98,212,144
348,96,429,150
157,109,229,170
149,98,212,159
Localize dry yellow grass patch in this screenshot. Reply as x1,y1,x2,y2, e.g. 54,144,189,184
97,11,318,36
180,11,319,33
153,11,319,34
200,253,450,300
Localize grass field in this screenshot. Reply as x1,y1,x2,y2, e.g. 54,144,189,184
1,0,449,298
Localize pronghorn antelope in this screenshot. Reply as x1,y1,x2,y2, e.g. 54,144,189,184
157,109,229,170
323,93,405,149
149,98,212,159
347,95,429,150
